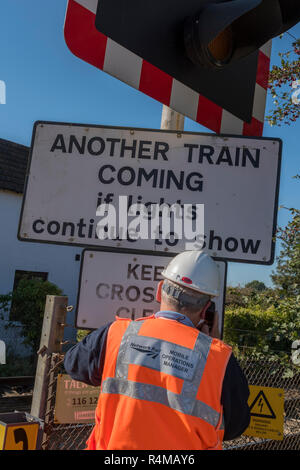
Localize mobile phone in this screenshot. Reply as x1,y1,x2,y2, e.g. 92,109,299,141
205,302,215,330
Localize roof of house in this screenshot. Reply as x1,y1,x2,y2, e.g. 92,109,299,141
0,138,29,194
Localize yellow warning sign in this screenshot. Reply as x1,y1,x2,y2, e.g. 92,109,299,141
0,424,6,449
0,413,42,451
243,385,284,441
5,424,39,450
1,423,40,450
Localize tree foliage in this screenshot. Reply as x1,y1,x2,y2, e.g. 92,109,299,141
245,280,267,292
271,204,300,297
266,37,300,127
225,198,300,375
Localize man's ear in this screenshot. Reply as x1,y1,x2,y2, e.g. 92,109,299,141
156,280,164,302
195,300,212,328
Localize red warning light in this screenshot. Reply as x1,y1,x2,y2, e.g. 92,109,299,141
181,277,193,284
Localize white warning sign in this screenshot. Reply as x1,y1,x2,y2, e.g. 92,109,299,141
76,249,227,332
18,122,281,263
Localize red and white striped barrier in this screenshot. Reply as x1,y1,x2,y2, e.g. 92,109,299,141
64,0,271,136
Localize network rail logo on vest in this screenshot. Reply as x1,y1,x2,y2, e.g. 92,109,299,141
127,335,198,381
130,342,160,359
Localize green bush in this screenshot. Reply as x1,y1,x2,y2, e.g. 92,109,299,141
261,296,300,354
223,294,300,375
223,304,273,349
0,278,63,356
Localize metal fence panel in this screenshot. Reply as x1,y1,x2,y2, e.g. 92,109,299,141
41,353,300,451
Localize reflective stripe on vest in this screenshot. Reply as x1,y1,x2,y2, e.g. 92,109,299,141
101,320,222,428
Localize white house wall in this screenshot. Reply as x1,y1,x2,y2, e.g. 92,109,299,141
0,189,82,356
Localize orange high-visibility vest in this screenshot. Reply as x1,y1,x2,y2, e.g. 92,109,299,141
86,315,232,450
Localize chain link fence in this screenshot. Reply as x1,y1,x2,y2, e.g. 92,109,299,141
41,353,92,451
223,354,300,450
40,350,300,451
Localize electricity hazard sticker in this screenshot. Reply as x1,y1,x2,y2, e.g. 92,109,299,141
243,385,284,441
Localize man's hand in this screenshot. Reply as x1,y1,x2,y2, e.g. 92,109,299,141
198,312,220,339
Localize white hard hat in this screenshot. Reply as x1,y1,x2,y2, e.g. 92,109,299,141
162,251,220,297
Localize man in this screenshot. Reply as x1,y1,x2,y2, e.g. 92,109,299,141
64,251,250,450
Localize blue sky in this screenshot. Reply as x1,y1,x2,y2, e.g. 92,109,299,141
0,0,299,287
